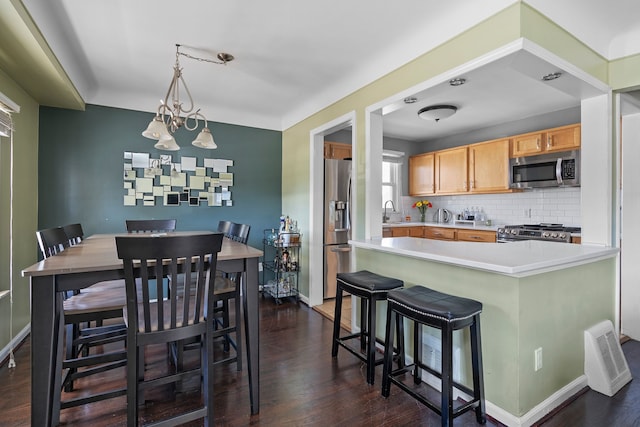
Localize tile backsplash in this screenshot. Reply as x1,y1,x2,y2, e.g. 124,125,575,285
399,187,581,227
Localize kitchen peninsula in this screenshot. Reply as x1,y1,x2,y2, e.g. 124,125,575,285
350,237,618,425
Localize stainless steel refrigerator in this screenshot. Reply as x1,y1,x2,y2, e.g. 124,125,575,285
324,159,352,299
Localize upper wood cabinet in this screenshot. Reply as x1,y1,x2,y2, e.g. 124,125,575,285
324,141,352,159
409,152,435,196
407,123,579,196
545,123,581,153
468,138,510,193
435,147,468,194
511,123,580,157
511,131,544,157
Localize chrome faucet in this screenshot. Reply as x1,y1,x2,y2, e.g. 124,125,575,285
383,200,395,223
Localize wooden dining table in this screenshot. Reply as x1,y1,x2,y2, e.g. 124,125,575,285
22,232,263,426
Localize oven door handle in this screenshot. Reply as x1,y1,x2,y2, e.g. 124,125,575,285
556,158,563,185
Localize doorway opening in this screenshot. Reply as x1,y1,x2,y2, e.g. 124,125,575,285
308,112,356,329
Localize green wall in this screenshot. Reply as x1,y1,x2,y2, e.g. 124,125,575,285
355,248,615,417
38,105,282,249
0,68,39,356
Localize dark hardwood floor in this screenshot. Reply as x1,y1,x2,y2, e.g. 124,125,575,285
1,297,640,426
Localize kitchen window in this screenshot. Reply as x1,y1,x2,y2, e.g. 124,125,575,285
382,150,404,209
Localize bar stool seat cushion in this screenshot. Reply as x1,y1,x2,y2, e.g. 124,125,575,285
337,270,403,293
388,286,482,324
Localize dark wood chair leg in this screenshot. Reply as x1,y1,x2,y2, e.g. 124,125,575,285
381,303,395,398
441,324,454,427
331,286,343,357
360,297,367,352
366,296,377,384
471,315,487,424
414,322,422,385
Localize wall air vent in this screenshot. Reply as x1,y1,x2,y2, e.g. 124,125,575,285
584,320,632,396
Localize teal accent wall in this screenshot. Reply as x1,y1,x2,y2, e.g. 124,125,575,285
38,104,282,249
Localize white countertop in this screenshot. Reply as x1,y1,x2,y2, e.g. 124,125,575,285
349,237,618,277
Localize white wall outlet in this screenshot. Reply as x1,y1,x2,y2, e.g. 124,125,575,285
535,347,543,371
258,262,263,272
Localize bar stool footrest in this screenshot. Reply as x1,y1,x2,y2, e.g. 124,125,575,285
388,369,483,421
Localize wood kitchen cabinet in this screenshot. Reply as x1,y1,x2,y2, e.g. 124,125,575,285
409,153,435,196
435,146,468,194
468,138,511,193
390,226,424,237
511,131,544,157
545,123,581,153
424,226,456,241
457,229,496,242
324,141,352,159
511,123,580,157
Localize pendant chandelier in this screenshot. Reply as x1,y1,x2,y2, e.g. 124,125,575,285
142,44,234,151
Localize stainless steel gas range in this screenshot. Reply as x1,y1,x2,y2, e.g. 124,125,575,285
496,223,581,243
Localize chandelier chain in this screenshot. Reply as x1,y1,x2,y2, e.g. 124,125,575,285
178,51,229,65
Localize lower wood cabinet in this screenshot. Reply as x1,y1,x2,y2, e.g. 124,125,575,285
456,229,496,243
383,225,496,242
423,227,456,241
390,226,424,237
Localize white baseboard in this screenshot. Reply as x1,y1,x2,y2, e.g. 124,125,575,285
0,323,30,367
512,375,588,427
298,293,310,305
399,354,587,427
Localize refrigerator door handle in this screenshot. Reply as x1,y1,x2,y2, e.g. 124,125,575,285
330,245,352,252
345,174,352,232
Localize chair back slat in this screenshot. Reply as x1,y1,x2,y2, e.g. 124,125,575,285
125,219,177,233
116,233,223,335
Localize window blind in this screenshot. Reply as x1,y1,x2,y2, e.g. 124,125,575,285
0,103,13,137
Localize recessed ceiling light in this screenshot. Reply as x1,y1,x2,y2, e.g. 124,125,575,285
404,97,418,104
542,72,562,81
449,78,466,86
418,105,457,122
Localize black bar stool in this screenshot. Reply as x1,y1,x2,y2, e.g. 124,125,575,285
331,270,404,384
381,286,486,427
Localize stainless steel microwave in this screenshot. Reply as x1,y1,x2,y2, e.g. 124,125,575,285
509,150,580,189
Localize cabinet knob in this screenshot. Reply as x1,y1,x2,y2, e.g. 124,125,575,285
547,136,552,148
536,138,541,150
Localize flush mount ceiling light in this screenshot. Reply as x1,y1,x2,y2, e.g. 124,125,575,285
142,44,234,151
542,72,562,81
417,105,458,122
449,78,466,86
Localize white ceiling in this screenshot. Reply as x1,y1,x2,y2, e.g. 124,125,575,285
20,0,640,140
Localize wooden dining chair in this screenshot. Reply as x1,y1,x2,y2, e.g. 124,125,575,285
170,226,249,372
217,220,234,237
63,223,84,245
35,227,127,409
116,232,223,426
36,226,70,258
125,218,177,233
215,223,251,358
